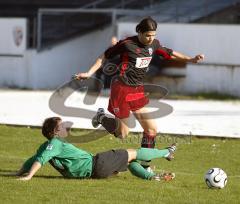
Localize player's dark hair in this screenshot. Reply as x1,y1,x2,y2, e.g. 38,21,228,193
136,17,157,33
42,117,61,140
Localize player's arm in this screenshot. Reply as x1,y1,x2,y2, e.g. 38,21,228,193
17,140,62,181
154,40,204,63
74,39,126,80
171,51,204,63
17,161,41,181
10,153,39,177
74,53,106,79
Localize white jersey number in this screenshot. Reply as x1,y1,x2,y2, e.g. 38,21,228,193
135,57,152,68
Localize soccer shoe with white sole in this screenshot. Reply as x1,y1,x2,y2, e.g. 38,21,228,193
165,143,177,161
92,108,105,128
146,166,154,174
151,172,175,182
141,161,153,173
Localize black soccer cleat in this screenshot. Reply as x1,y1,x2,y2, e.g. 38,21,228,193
92,108,105,128
92,108,118,134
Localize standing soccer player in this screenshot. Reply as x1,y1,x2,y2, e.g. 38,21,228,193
74,17,204,162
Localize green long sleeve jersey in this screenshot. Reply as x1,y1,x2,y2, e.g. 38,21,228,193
23,137,93,178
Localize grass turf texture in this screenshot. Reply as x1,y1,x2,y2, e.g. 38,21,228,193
0,125,240,204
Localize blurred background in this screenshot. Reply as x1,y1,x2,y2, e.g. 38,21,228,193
0,0,239,95
0,0,240,137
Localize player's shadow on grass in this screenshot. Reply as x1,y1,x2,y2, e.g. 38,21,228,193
0,169,17,177
0,169,16,173
33,175,65,179
0,169,64,179
0,169,16,177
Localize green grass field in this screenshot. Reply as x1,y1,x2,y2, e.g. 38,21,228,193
0,125,240,204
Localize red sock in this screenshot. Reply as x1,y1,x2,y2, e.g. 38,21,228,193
141,132,156,148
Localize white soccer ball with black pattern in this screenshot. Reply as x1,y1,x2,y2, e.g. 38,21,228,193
204,168,227,189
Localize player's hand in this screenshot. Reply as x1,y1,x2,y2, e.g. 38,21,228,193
17,175,32,181
72,72,90,80
190,54,204,63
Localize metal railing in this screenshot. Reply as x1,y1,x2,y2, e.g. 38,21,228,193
37,8,155,51
36,0,239,50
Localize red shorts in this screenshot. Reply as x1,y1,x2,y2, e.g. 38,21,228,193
108,79,149,119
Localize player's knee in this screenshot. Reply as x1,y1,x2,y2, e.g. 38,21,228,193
115,128,129,139
144,127,157,135
126,149,137,162
121,128,129,138
119,131,129,139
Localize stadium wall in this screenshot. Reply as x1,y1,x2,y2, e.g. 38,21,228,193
0,18,240,97
0,18,28,88
0,17,113,89
28,26,113,89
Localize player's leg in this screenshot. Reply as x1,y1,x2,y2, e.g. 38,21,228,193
92,108,129,138
127,144,176,163
92,78,131,137
92,108,118,134
128,161,175,181
133,107,157,148
128,161,155,180
114,117,129,138
132,107,157,169
91,146,176,180
91,149,129,179
127,147,176,181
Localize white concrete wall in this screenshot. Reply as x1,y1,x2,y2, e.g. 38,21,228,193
151,64,240,97
29,26,113,89
184,64,240,96
1,90,240,137
0,56,29,88
0,25,113,89
1,20,240,95
0,18,28,87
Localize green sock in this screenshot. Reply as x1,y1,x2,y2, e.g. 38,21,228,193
128,161,155,180
136,148,169,161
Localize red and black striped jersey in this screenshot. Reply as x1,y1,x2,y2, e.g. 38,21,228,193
104,36,173,86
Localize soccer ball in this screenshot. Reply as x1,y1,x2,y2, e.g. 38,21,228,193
204,168,227,189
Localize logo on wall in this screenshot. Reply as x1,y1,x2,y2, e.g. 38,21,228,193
13,26,23,47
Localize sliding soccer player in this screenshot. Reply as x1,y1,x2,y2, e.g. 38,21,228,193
14,117,176,181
